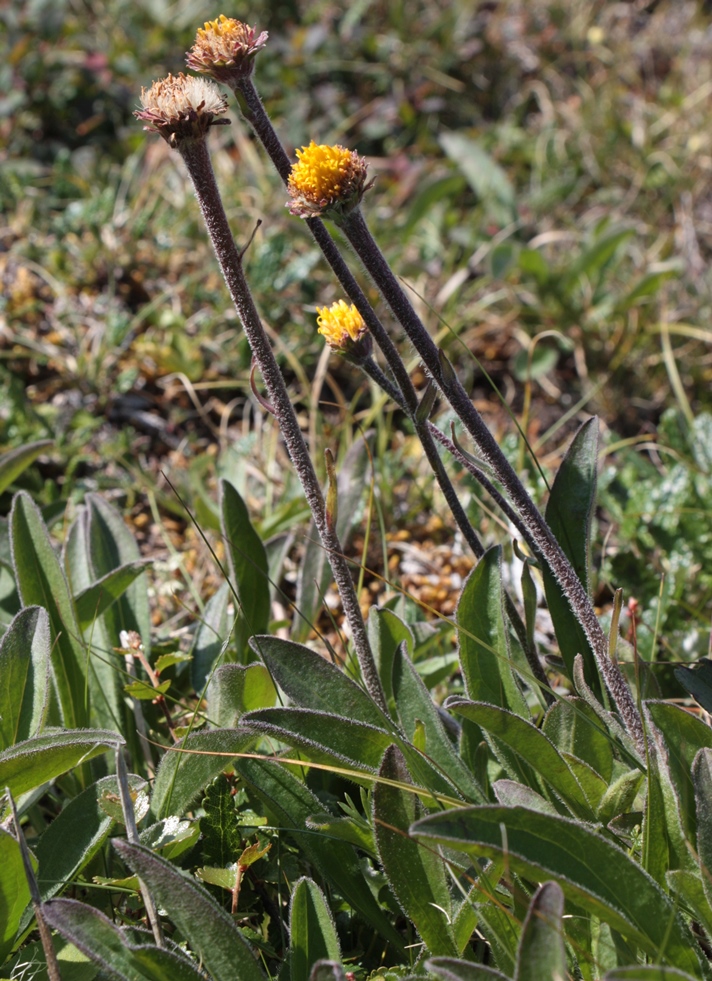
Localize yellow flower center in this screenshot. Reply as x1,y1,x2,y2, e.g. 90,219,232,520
187,15,268,77
316,300,367,349
290,143,356,204
197,14,253,50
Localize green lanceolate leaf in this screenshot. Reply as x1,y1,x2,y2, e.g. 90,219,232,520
308,963,346,981
603,969,701,980
493,779,558,815
290,877,341,981
561,752,608,811
561,228,635,292
514,881,566,981
447,700,595,819
0,729,123,798
520,557,538,654
113,839,265,981
541,697,614,782
456,546,527,715
24,774,147,915
63,509,126,744
0,439,52,496
543,417,602,699
451,858,503,956
306,811,375,856
2,935,98,981
412,805,710,979
367,606,414,710
85,494,151,647
151,727,255,819
11,491,89,728
596,768,643,824
439,132,517,226
191,580,233,693
643,740,673,888
667,869,712,941
293,433,372,643
392,643,484,802
220,479,270,648
206,662,277,728
242,707,393,772
243,681,460,800
74,561,150,630
0,826,32,963
674,658,712,715
646,700,712,843
373,745,458,956
250,635,390,729
42,898,207,981
427,956,509,981
0,605,51,750
644,706,696,875
692,748,712,912
234,756,406,955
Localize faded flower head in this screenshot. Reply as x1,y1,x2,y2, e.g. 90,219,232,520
287,142,371,220
316,300,372,360
187,15,268,83
135,73,229,146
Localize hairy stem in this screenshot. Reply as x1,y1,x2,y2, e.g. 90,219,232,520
235,76,552,704
360,358,551,701
340,207,643,750
177,135,386,713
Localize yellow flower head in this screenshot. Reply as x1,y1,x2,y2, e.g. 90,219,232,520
134,73,229,146
186,15,268,83
316,300,371,359
287,142,371,220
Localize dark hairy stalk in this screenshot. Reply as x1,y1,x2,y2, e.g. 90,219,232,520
360,358,551,701
177,136,387,714
235,78,490,554
340,207,644,750
234,76,552,702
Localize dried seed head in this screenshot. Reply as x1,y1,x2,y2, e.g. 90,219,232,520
287,142,372,220
135,73,229,146
186,15,268,83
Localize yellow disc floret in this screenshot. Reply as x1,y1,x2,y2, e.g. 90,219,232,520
287,142,371,219
316,300,371,359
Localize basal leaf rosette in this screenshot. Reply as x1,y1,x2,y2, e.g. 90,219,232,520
287,142,373,221
187,15,268,83
134,73,229,146
317,300,372,362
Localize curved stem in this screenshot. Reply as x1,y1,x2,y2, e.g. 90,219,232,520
177,136,386,714
361,358,551,701
235,76,553,705
340,207,643,750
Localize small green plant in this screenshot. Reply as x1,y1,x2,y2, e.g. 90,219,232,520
2,11,712,981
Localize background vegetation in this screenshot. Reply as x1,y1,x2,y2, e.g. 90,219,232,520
2,1,712,979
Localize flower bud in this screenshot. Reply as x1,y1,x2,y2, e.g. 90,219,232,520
316,299,372,362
